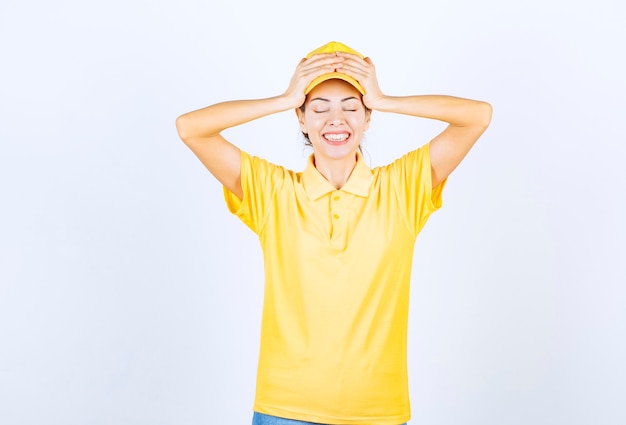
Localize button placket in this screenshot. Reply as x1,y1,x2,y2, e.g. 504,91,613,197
331,191,341,220
328,190,352,248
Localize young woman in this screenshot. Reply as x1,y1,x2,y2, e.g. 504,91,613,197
176,41,492,425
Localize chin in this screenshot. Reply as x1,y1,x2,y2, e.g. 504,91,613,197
317,147,358,161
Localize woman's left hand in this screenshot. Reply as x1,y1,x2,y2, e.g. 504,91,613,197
337,53,385,110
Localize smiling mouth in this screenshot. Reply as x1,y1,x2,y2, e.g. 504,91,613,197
323,132,350,144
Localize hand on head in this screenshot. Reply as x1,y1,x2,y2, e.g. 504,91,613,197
283,42,384,111
283,53,346,109
333,53,383,110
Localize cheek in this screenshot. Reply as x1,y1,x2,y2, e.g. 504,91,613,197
349,116,368,132
304,116,324,132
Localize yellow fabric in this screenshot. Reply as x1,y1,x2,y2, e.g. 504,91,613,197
304,41,366,95
224,144,445,425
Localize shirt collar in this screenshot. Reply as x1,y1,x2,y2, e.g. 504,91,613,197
302,152,374,200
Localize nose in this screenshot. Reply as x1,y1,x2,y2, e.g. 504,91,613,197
329,110,344,126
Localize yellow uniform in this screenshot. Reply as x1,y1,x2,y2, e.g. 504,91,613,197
224,143,446,425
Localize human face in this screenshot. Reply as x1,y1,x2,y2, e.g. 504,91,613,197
297,79,371,163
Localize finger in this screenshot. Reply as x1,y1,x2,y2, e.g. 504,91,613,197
338,57,372,74
303,52,342,64
301,54,344,72
334,63,370,80
336,51,364,61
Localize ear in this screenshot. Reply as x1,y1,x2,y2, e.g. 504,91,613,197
295,107,307,132
363,109,372,132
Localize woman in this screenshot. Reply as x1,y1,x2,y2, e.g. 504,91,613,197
176,41,492,425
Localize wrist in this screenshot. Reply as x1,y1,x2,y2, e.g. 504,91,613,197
278,90,305,111
364,93,389,111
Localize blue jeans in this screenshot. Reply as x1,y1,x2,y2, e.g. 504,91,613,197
252,412,406,425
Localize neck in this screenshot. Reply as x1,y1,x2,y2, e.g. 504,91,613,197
313,153,358,189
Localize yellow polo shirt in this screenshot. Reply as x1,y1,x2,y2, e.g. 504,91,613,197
224,143,445,425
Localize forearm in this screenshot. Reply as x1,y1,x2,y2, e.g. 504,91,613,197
176,95,293,141
372,95,492,129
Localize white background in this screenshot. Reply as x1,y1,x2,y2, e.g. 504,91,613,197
1,0,625,424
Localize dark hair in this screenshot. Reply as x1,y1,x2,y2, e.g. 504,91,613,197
299,103,312,146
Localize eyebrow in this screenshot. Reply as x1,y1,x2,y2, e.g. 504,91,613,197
309,96,360,103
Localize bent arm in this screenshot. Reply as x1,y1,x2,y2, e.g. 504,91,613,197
176,53,347,200
175,96,293,200
336,54,492,188
372,95,492,188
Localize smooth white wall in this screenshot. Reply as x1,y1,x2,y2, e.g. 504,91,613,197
1,1,624,424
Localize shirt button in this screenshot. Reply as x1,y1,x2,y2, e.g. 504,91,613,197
333,196,340,201
333,214,340,220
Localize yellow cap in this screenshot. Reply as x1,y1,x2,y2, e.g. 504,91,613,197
304,41,366,95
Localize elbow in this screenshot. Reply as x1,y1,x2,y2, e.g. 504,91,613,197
175,114,191,143
477,101,493,129
175,113,221,145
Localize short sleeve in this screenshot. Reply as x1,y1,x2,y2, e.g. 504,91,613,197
387,142,446,237
223,150,286,234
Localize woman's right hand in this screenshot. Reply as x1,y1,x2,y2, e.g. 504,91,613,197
282,53,346,108
176,52,346,201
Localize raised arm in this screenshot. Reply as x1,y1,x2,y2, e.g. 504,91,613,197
176,97,292,199
175,54,347,199
338,53,492,188
372,95,492,187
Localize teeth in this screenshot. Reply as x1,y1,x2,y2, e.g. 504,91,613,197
324,133,349,142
